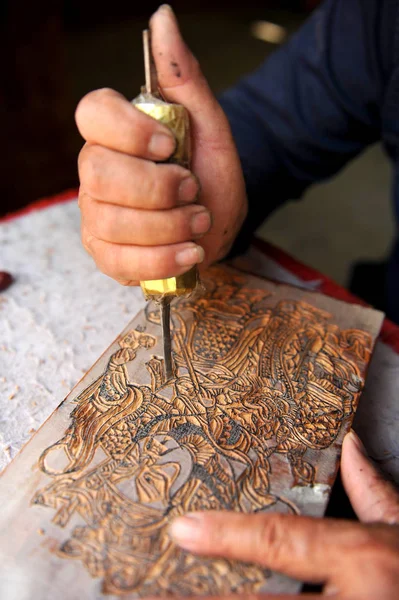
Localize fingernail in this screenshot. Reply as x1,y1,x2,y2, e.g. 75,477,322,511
191,207,212,238
348,429,368,456
148,131,176,160
169,514,203,545
178,176,199,204
175,244,205,267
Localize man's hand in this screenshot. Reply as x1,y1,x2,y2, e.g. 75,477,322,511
168,431,399,599
75,4,247,286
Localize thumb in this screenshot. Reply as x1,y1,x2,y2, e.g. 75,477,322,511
150,5,231,146
341,429,399,524
149,5,247,268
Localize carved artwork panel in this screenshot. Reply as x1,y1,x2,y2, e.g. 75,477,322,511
28,266,374,596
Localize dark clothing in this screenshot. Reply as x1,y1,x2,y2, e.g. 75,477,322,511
220,0,399,322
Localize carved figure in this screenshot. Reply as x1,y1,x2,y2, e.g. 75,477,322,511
33,266,372,595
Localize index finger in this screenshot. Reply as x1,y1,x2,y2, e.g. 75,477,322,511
75,88,176,160
169,511,363,584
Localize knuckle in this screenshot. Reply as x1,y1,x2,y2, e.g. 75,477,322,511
78,190,93,217
88,87,119,110
144,170,160,207
156,164,186,208
79,146,104,197
84,199,113,241
76,88,109,120
174,208,194,240
145,165,173,209
93,87,119,101
75,88,119,133
258,514,289,564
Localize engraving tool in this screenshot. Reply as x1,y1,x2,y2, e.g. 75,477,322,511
133,29,199,381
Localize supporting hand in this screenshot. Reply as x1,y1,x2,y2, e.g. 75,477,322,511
168,431,399,599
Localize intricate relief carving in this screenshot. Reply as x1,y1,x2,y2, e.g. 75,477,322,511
32,266,372,595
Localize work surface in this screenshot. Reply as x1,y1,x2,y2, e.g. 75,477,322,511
1,193,399,485
0,260,383,598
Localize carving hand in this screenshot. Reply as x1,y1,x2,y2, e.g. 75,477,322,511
75,5,247,286
168,430,399,599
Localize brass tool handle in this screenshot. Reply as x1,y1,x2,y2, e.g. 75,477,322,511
134,30,199,301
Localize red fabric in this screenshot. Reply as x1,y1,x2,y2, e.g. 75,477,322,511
0,188,78,223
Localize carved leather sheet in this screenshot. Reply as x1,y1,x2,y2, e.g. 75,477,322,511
0,266,383,598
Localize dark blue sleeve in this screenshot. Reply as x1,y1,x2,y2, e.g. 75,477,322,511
219,0,395,253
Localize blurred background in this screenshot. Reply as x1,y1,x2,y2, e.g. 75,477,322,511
1,0,394,288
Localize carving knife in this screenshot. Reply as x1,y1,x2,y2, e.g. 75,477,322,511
132,29,199,381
